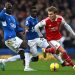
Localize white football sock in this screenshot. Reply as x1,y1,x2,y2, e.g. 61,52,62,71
25,53,31,68
4,55,20,63
53,54,64,63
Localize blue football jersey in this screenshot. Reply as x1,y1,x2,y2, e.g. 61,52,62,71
0,9,24,41
25,16,39,40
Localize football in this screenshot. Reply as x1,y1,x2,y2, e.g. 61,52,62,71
50,63,59,71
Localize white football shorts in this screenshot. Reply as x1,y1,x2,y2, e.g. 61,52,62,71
5,37,23,53
49,38,64,50
28,38,49,56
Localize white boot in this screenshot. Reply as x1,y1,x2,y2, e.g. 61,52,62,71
24,66,35,71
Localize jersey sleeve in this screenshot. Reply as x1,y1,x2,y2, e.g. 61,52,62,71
24,18,30,32
61,17,67,25
16,24,24,32
61,16,75,36
0,9,6,21
25,18,30,26
15,19,24,32
35,20,46,37
36,20,46,27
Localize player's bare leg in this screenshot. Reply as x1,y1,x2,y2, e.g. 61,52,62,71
19,41,35,71
19,41,27,66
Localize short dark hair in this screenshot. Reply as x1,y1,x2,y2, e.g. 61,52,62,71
5,2,12,9
30,6,37,12
46,6,58,13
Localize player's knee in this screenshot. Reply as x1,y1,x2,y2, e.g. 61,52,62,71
18,49,25,60
21,41,29,49
31,56,39,62
62,50,66,54
58,47,66,54
46,46,55,54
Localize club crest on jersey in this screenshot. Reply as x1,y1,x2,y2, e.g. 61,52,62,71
10,23,16,28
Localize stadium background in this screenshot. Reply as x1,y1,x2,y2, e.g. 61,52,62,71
0,0,75,59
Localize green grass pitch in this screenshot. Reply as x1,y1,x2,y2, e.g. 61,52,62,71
0,59,75,75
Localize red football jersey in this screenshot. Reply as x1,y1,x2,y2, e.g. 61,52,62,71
44,16,62,41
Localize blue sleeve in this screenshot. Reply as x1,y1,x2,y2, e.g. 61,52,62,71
25,18,30,27
13,16,24,32
36,18,39,23
0,9,5,21
16,21,24,32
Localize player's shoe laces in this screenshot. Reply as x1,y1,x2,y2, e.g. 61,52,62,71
73,65,75,70
61,61,70,67
24,67,36,71
0,59,5,71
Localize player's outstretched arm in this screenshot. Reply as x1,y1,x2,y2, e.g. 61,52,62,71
35,20,46,37
64,23,75,36
62,17,75,36
0,9,5,21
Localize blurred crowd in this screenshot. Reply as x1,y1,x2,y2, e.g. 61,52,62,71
0,0,75,48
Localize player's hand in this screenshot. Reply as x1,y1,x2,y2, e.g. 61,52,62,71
24,29,29,35
25,29,28,32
